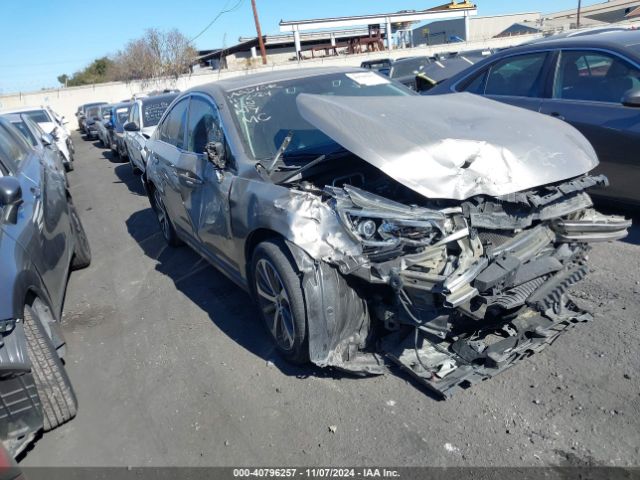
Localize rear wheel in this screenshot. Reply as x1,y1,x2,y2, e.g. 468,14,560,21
128,155,142,175
251,240,309,364
23,299,77,431
69,203,91,270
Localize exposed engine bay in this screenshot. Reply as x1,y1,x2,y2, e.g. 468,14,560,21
281,156,630,398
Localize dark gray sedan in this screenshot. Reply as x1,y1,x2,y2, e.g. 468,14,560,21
428,29,640,205
142,67,628,398
0,118,91,456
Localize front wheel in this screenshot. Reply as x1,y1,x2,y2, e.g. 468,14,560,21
251,240,309,364
23,299,77,431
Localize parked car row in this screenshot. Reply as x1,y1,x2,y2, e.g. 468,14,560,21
0,111,91,458
77,92,179,176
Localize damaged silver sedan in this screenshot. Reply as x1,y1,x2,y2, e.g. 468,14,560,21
142,67,630,398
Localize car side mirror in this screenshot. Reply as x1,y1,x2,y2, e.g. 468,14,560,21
622,88,640,107
123,121,139,132
205,141,226,169
0,176,23,224
40,133,52,146
105,121,114,130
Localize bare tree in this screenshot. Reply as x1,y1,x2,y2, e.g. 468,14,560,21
113,29,197,84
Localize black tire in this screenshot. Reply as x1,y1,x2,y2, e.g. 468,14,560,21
251,240,309,364
69,203,91,270
64,160,74,172
152,186,182,246
23,299,77,431
129,156,142,175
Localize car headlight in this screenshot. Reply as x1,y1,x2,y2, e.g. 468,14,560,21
343,212,440,248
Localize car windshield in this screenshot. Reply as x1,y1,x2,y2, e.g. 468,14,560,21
115,107,131,126
22,109,52,124
392,58,431,78
86,106,100,118
142,97,175,127
99,106,111,117
11,121,37,146
224,71,412,160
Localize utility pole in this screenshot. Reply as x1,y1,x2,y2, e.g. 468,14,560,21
576,0,582,29
251,0,268,65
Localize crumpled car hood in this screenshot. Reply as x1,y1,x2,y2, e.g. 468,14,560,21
297,93,599,200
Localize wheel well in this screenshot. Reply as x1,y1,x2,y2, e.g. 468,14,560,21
244,229,282,278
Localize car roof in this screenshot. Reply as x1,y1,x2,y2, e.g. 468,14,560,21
520,29,640,51
191,66,365,95
111,102,131,110
0,113,25,123
0,106,47,115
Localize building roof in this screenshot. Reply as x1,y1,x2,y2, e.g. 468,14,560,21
279,2,477,32
495,23,542,37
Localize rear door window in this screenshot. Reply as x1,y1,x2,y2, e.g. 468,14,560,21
553,50,640,103
0,122,30,171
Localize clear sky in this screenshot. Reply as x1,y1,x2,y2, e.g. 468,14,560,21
0,0,599,94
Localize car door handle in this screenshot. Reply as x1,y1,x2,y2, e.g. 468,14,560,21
176,170,203,187
549,112,566,121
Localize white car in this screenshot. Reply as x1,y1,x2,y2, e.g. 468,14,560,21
0,106,75,171
123,93,177,174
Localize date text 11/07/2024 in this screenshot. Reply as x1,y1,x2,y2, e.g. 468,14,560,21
232,469,401,478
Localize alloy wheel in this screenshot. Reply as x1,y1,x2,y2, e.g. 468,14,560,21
254,258,295,351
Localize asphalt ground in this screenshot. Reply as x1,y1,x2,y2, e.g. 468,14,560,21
19,132,640,467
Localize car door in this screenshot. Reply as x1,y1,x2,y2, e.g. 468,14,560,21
0,121,71,315
458,51,552,112
539,49,640,204
132,103,147,169
173,94,236,268
149,97,192,235
124,103,139,165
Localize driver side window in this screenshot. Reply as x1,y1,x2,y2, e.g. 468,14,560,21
159,98,189,149
186,96,223,154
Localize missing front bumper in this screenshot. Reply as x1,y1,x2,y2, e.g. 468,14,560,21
382,300,592,399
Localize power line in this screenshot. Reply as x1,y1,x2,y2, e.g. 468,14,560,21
190,0,246,43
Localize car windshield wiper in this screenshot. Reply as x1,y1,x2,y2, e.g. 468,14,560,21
275,148,349,185
264,130,293,175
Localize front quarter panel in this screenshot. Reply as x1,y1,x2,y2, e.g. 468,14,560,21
230,176,364,280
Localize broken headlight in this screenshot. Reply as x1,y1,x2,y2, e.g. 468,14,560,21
345,212,440,248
